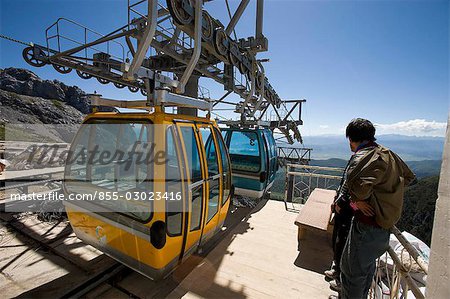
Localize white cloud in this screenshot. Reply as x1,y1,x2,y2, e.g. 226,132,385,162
319,125,329,129
375,119,447,137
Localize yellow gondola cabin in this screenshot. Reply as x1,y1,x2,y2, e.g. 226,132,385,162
63,107,233,280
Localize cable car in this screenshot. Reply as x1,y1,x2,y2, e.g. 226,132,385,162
221,127,278,199
62,107,233,280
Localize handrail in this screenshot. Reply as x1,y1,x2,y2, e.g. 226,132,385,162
287,164,344,172
45,17,125,61
284,164,344,207
287,172,342,180
372,226,428,299
391,226,429,274
385,247,425,299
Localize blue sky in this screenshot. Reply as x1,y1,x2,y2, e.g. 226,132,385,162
1,0,449,140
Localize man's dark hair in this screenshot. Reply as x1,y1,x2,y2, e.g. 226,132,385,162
345,118,376,142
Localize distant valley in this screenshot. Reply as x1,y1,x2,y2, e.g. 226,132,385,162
300,134,445,161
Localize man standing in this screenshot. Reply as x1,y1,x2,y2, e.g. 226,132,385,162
339,118,415,299
325,158,353,293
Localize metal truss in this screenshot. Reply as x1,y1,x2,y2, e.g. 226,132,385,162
21,0,305,143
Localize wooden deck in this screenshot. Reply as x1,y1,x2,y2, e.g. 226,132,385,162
0,199,334,298
169,199,334,298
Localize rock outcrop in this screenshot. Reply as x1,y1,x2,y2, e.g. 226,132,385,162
0,68,89,142
0,67,90,116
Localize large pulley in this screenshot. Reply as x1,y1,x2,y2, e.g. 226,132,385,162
201,10,214,42
22,46,47,67
52,63,72,74
167,0,193,25
214,28,229,60
76,70,92,79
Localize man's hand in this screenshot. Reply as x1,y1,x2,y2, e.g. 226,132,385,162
335,204,341,214
331,202,341,214
354,201,375,217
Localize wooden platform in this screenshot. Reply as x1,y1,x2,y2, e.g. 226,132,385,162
0,199,335,298
169,200,334,298
0,215,116,298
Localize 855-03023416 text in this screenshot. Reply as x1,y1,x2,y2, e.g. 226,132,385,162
9,191,182,202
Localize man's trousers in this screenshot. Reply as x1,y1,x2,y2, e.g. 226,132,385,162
340,219,390,299
331,212,352,278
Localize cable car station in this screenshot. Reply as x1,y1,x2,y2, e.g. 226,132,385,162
0,0,448,298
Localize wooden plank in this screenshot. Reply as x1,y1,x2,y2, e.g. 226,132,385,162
0,167,65,181
0,221,92,298
294,188,336,231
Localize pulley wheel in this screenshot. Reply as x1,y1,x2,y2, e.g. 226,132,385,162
201,11,214,42
228,43,240,68
214,28,228,58
128,85,139,93
113,82,126,89
76,70,92,79
167,0,193,25
255,73,263,91
239,55,249,74
22,47,46,67
97,77,110,85
52,63,72,74
140,87,148,97
247,57,256,76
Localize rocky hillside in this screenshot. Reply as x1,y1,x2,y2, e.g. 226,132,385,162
0,68,90,125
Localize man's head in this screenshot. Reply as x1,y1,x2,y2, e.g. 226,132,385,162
346,118,376,152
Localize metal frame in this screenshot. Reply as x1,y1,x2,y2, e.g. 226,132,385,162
278,147,312,166
126,0,158,80
176,0,202,93
371,226,428,299
21,0,304,144
284,164,344,208
89,88,211,112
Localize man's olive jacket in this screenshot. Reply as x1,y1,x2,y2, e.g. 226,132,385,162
346,144,416,229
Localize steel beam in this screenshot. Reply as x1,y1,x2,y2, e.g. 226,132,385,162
126,0,158,80
256,0,264,38
156,88,211,111
225,0,250,36
177,0,202,93
213,90,233,107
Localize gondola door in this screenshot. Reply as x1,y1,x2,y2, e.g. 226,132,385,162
176,123,206,257
214,127,232,229
197,124,222,244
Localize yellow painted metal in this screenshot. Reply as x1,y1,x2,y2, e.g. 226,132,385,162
65,110,231,278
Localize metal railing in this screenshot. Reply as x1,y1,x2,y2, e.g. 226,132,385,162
371,226,428,299
286,162,429,298
45,18,125,62
286,160,430,298
284,164,343,207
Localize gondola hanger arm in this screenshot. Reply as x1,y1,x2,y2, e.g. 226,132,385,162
124,0,158,81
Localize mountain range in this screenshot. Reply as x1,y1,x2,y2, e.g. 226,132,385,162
300,134,445,161
0,67,446,165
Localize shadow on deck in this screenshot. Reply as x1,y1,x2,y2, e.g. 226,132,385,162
167,199,334,298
